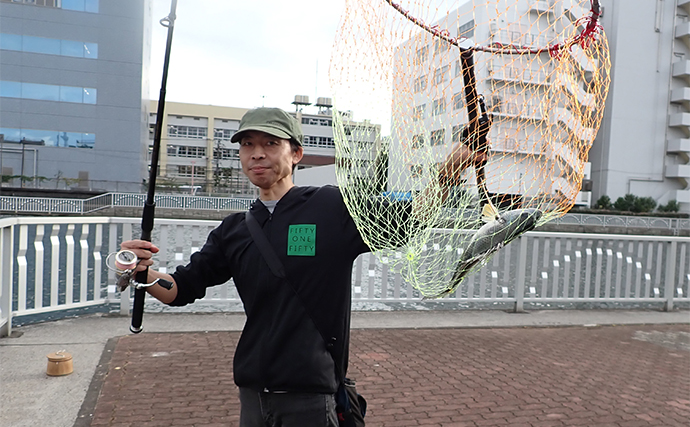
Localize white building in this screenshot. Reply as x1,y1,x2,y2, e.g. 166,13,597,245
389,0,598,210
591,0,690,211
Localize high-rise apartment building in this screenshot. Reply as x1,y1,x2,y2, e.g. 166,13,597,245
0,0,150,192
390,0,596,209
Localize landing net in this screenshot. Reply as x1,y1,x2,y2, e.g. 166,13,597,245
329,0,610,298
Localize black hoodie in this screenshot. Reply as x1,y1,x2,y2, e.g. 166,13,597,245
170,185,380,393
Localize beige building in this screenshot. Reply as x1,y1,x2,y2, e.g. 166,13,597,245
149,101,252,196
149,100,381,196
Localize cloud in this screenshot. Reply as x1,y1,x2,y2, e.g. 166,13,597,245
149,0,345,111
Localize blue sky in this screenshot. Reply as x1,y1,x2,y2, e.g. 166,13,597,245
149,0,346,113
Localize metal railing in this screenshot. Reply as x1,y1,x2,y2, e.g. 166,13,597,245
1,216,688,337
0,192,253,214
1,192,687,235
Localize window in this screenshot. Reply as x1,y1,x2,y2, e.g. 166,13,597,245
430,129,445,146
433,65,450,84
213,147,239,160
23,36,60,55
303,135,335,148
0,81,97,104
458,19,475,40
0,33,21,50
452,125,464,143
454,60,462,77
0,126,95,149
214,128,236,141
411,134,425,149
176,165,206,178
413,75,427,93
61,0,99,12
0,81,20,98
452,92,466,111
0,33,98,58
410,164,424,178
179,146,206,158
301,117,332,126
415,44,428,63
432,98,446,116
168,125,207,139
433,38,451,55
413,104,426,121
0,0,95,8
167,145,206,158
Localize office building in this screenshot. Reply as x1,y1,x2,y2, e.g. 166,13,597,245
0,0,150,192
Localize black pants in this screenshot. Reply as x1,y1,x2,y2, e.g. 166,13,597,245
239,388,339,427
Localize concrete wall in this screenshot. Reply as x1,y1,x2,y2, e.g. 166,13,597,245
592,0,689,209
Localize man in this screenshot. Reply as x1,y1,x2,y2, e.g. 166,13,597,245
121,107,483,426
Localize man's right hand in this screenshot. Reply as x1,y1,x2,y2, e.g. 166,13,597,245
119,240,160,273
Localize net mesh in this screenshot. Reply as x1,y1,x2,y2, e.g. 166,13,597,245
329,0,611,298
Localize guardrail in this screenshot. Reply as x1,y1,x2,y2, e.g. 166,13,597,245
1,192,688,234
1,216,688,337
0,192,253,214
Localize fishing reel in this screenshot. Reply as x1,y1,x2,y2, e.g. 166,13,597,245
105,250,173,292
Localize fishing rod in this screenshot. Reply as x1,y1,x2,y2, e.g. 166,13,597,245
130,0,178,333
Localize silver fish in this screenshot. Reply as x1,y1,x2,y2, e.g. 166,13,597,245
426,206,542,299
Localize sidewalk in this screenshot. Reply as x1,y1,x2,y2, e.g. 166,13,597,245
0,309,688,427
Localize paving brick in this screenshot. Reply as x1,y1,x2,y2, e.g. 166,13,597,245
87,324,689,426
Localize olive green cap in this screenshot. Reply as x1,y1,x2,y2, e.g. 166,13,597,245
231,107,303,146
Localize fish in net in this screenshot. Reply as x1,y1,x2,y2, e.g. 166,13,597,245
329,0,611,298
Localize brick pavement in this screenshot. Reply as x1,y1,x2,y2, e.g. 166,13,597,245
83,324,690,427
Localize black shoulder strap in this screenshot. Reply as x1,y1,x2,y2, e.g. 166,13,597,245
245,210,286,279
244,210,344,382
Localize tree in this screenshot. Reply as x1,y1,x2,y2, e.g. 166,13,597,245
613,194,637,212
633,196,656,213
658,200,680,213
594,195,612,210
612,194,656,213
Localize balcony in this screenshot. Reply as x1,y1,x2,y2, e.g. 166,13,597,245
665,164,690,179
491,136,544,155
675,22,690,41
551,139,585,174
491,29,549,49
671,88,690,105
667,138,690,155
486,63,550,85
669,112,690,129
672,60,690,79
679,0,690,15
555,72,595,108
554,107,595,142
562,2,589,26
570,45,596,74
489,100,543,121
530,0,554,14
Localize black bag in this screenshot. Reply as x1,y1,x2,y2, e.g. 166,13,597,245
245,211,366,426
336,378,367,427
